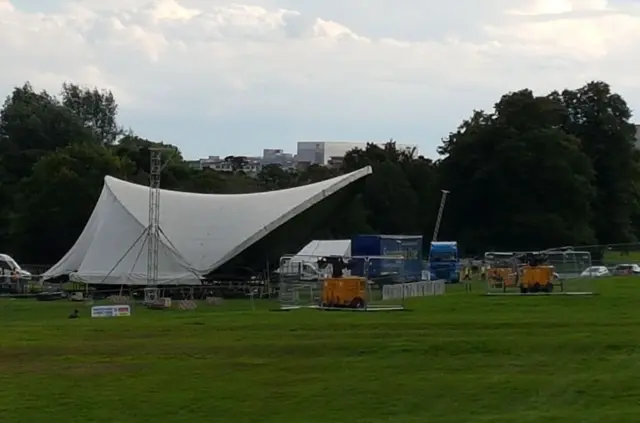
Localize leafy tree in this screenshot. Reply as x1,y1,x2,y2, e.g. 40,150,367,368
438,90,596,252
9,143,132,263
0,83,95,252
401,156,440,242
257,164,297,190
111,134,186,188
558,81,639,243
178,168,235,194
0,83,94,182
343,142,423,235
60,82,122,144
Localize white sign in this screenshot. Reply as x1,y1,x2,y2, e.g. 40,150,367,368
91,304,131,318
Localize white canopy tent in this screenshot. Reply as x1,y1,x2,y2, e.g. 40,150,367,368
43,166,372,285
291,240,351,262
278,239,351,274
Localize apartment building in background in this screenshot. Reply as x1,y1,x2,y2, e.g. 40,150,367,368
189,140,418,175
295,141,418,166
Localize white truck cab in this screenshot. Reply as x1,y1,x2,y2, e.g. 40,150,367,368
0,254,32,280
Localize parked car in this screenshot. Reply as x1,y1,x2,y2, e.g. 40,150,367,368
580,266,610,277
612,264,640,276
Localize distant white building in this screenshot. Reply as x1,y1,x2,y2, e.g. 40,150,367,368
190,155,262,175
262,149,296,169
296,141,418,166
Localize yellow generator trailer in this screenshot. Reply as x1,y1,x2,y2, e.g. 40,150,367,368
518,253,555,293
488,267,517,287
321,276,367,308
318,256,368,309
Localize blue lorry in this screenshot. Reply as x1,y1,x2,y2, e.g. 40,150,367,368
350,234,423,282
428,241,460,283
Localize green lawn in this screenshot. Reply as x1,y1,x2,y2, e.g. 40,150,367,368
604,250,640,264
1,277,640,423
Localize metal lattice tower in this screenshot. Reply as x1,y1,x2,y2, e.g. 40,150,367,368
432,189,450,242
147,149,162,286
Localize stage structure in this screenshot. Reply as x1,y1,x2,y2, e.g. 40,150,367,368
42,166,374,285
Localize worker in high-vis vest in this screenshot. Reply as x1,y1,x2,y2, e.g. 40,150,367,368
463,266,471,280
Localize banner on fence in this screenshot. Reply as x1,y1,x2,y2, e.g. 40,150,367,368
91,305,131,318
382,280,445,300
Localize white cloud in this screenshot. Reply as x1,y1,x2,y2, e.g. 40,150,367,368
0,0,639,157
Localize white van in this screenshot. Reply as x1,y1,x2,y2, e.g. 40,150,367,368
0,254,32,280
276,259,322,281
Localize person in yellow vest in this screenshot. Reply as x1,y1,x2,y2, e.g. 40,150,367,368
480,263,487,281
463,266,471,280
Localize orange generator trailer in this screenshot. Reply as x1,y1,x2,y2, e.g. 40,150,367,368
321,276,367,308
318,256,368,309
518,253,555,293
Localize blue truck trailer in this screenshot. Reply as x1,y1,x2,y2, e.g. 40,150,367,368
350,234,423,282
428,241,460,283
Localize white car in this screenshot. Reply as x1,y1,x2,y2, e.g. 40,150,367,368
580,266,610,278
612,264,640,276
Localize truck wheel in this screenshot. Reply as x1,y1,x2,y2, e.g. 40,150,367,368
350,297,365,309
533,283,541,293
520,286,528,294
545,283,553,293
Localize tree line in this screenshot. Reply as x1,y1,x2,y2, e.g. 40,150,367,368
0,81,638,265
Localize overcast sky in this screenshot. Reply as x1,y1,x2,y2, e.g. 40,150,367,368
1,0,639,159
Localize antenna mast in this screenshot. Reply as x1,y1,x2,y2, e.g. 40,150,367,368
432,189,450,242
147,148,162,286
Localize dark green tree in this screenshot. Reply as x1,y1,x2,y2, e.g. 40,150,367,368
9,143,132,263
343,142,423,235
558,81,639,243
257,164,298,190
60,82,122,144
0,83,95,251
438,90,596,252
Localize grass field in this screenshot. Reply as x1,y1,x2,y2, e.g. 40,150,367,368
1,277,640,423
604,250,640,264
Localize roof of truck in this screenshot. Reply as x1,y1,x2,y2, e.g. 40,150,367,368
430,241,457,247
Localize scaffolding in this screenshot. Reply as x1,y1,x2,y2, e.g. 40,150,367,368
147,148,162,287
94,147,200,305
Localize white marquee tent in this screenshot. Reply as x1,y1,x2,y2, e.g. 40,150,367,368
290,240,351,262
43,166,372,285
